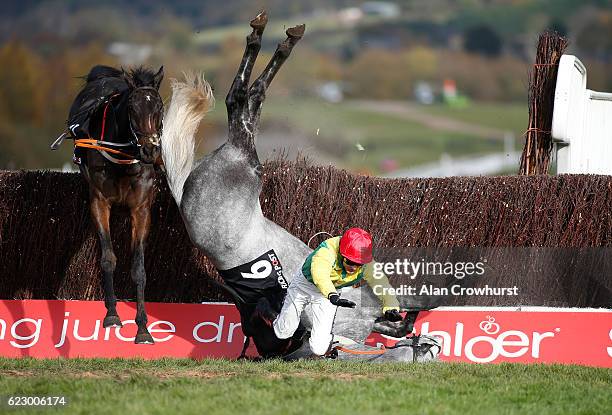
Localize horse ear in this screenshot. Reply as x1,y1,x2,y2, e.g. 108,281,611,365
153,66,164,90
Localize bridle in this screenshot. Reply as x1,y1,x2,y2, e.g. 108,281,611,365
74,86,162,165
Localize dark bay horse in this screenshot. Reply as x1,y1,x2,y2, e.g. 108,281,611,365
62,65,164,344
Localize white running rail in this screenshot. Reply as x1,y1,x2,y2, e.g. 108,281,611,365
552,55,612,174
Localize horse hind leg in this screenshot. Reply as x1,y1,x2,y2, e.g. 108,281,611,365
90,196,122,328
226,11,268,131
130,205,154,344
248,23,305,127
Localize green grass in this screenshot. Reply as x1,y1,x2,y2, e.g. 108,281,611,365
1,358,610,415
202,97,525,173
422,102,527,134
258,98,504,173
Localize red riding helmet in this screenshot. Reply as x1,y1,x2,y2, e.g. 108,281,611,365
339,228,373,264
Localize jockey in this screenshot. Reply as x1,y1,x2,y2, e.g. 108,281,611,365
272,227,402,357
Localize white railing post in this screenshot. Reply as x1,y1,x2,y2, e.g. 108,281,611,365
552,55,612,174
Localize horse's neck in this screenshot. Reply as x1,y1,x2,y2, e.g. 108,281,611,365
109,97,131,143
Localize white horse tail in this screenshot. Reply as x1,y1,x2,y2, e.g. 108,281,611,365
161,72,214,204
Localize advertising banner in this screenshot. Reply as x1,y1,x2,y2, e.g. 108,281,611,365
0,300,610,367
0,300,246,359
367,307,612,367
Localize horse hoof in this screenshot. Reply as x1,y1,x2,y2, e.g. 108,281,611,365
135,332,154,345
286,24,305,39
103,315,123,328
250,11,268,31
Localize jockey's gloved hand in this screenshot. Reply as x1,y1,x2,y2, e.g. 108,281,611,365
384,309,403,322
328,293,356,308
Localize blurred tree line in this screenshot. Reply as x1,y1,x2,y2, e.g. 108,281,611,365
1,0,612,168
0,41,117,168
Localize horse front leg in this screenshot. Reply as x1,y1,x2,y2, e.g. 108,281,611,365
90,196,122,328
130,204,154,344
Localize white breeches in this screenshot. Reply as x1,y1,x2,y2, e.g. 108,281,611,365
273,270,337,355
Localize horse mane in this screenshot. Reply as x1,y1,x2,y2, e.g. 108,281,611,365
84,65,124,83
128,66,159,88
80,65,161,90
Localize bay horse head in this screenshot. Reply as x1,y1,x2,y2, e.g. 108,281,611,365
126,67,164,164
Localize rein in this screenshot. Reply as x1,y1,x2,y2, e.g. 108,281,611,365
74,139,140,165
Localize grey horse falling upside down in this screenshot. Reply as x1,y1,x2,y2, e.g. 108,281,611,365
161,12,440,361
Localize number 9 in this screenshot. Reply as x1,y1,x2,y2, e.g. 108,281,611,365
241,260,272,279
